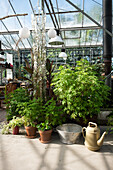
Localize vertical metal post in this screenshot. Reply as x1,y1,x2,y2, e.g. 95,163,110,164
103,0,112,86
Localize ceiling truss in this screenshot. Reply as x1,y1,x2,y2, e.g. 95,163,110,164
0,0,112,53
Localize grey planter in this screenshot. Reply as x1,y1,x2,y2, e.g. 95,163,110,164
56,124,82,144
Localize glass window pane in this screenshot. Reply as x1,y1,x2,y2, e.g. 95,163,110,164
62,30,81,39
60,13,82,28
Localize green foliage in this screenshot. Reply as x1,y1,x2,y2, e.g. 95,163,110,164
1,116,24,134
20,64,29,78
46,59,56,99
5,87,30,121
18,58,34,98
19,98,44,127
107,112,113,134
37,98,65,131
91,62,105,80
52,59,110,122
5,87,30,103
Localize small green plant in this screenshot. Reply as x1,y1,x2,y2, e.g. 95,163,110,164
1,116,24,134
37,98,65,131
37,122,51,131
52,59,110,122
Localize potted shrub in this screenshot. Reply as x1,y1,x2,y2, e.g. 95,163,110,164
52,59,110,124
37,98,65,143
2,116,24,135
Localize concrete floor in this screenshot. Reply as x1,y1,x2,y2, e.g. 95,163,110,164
0,108,113,170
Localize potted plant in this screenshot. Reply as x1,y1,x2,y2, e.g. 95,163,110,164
37,98,65,143
37,122,53,143
23,116,37,138
1,116,24,135
20,98,44,138
52,59,110,124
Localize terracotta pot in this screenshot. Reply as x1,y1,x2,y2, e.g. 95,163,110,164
25,126,36,138
39,129,52,143
12,126,19,135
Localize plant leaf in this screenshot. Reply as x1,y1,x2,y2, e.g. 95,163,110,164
24,59,31,68
24,67,33,74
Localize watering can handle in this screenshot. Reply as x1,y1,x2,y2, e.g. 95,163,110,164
82,127,86,138
88,122,97,128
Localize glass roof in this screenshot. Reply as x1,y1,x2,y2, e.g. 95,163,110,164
0,0,111,52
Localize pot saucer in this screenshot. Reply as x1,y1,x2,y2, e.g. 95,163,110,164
39,137,51,143
25,134,37,139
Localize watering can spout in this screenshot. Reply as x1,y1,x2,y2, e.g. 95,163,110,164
97,131,106,147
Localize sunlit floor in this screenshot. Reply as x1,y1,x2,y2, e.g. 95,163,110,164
0,107,113,170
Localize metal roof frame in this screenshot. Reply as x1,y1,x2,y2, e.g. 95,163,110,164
8,0,32,48
0,0,110,52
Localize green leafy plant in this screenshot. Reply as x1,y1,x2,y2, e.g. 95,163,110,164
52,59,110,122
46,59,55,99
19,98,44,127
18,58,35,99
1,116,24,134
107,111,113,134
37,98,65,131
91,62,105,80
5,87,30,121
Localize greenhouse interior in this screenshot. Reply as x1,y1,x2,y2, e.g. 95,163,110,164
0,0,113,170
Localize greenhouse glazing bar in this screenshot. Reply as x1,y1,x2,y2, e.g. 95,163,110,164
66,0,113,38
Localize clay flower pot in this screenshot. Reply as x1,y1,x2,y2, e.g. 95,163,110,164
25,126,36,138
39,129,52,143
12,126,19,135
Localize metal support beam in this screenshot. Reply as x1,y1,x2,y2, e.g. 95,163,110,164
48,0,59,29
1,42,8,49
29,0,35,14
36,10,79,15
8,0,32,48
2,35,13,49
103,0,112,89
44,0,57,28
1,20,16,45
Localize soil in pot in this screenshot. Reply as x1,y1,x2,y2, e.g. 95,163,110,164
25,126,37,139
12,126,19,135
39,129,52,143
